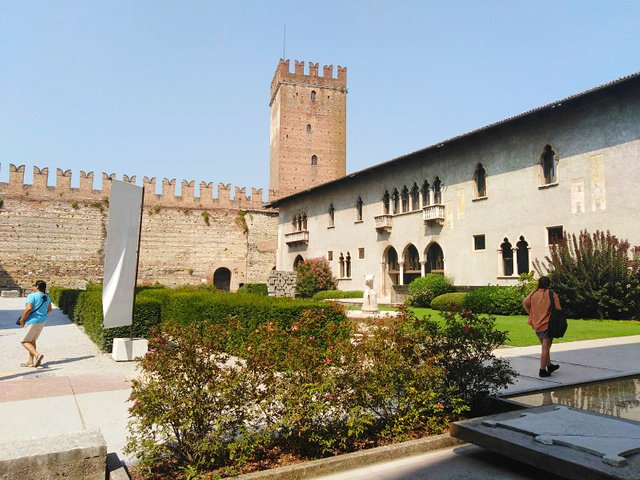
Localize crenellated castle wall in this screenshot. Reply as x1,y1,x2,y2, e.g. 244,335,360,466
0,164,278,290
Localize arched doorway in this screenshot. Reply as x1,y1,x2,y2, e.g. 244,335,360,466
213,267,231,291
403,244,421,284
383,246,400,287
293,255,305,269
425,243,444,273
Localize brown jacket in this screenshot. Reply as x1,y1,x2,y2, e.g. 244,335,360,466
523,288,561,333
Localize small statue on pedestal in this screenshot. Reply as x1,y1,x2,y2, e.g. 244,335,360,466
362,274,379,314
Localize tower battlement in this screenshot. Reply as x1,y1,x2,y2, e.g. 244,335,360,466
270,58,347,104
0,163,271,211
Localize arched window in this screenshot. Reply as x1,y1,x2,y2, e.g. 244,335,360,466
433,177,442,204
516,236,530,274
339,253,345,277
421,180,430,206
297,214,302,231
501,238,514,276
541,145,557,184
311,155,318,166
328,203,335,227
213,267,231,291
386,247,399,271
292,214,298,230
382,190,390,215
301,213,307,230
294,255,305,270
346,252,351,278
474,163,487,198
356,197,363,221
392,188,400,214
410,183,420,210
401,186,409,213
403,244,421,284
306,124,312,133
311,90,317,101
425,243,444,273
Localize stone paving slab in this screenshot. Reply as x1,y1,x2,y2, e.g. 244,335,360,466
452,405,640,480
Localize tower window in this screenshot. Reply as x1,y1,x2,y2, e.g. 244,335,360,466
311,155,318,166
306,124,312,133
311,90,317,101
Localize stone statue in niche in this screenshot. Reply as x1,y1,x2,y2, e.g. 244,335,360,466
362,274,379,313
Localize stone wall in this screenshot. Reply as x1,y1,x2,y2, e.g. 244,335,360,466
267,270,297,297
0,165,278,290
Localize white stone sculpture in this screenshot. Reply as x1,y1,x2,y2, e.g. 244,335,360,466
362,274,379,313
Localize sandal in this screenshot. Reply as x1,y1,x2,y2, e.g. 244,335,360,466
20,362,34,367
34,354,44,368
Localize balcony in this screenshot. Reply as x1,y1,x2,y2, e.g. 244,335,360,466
285,230,309,246
423,204,445,224
374,214,393,233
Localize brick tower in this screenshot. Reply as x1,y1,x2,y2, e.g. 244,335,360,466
269,59,347,198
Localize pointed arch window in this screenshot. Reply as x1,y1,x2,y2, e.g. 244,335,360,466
355,197,363,222
433,177,442,204
401,186,409,213
328,203,335,227
392,188,400,215
540,145,557,184
345,252,352,278
501,237,514,276
382,190,390,215
474,163,487,198
339,253,345,278
516,236,530,274
301,213,307,230
421,180,430,206
410,183,420,210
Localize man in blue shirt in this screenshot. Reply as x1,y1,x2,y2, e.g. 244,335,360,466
18,280,52,367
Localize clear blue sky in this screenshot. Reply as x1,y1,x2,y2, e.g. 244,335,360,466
2,1,639,198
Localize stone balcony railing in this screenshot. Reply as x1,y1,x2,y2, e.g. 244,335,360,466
423,204,445,224
285,230,309,246
374,214,393,233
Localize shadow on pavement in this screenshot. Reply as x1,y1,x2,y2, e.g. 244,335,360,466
0,367,62,382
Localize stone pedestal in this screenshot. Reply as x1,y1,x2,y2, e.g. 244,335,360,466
111,338,148,361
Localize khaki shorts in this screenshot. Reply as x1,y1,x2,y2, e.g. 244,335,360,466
21,323,45,343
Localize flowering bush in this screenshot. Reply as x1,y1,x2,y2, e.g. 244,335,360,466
126,307,514,478
295,257,337,298
534,230,640,319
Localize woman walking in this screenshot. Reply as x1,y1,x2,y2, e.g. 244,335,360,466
523,276,562,377
18,280,52,368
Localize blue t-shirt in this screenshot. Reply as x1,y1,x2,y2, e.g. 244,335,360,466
25,291,51,325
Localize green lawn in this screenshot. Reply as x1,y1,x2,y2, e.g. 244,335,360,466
410,308,640,347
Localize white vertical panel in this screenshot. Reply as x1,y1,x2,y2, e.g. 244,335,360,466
102,180,144,329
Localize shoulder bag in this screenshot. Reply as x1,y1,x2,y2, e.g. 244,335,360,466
548,289,568,338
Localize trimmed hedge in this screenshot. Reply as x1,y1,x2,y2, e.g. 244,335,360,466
52,286,349,354
407,274,455,307
431,292,467,311
312,290,364,301
463,285,525,315
237,283,268,296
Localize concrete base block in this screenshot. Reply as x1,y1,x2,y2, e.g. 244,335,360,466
0,430,106,480
112,338,148,361
0,290,21,298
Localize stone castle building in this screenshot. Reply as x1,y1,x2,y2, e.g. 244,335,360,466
269,59,347,198
271,72,640,301
0,58,347,292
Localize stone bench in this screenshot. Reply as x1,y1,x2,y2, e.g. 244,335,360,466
0,430,107,480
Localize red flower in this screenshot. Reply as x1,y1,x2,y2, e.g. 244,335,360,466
291,325,299,331
324,358,332,364
437,402,444,409
329,345,335,350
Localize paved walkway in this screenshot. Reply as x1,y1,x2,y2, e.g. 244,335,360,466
0,297,138,461
1,296,639,477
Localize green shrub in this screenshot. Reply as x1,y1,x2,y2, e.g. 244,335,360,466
431,292,467,311
237,283,268,296
312,290,364,301
534,230,640,319
407,274,454,307
295,257,337,298
463,285,525,315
